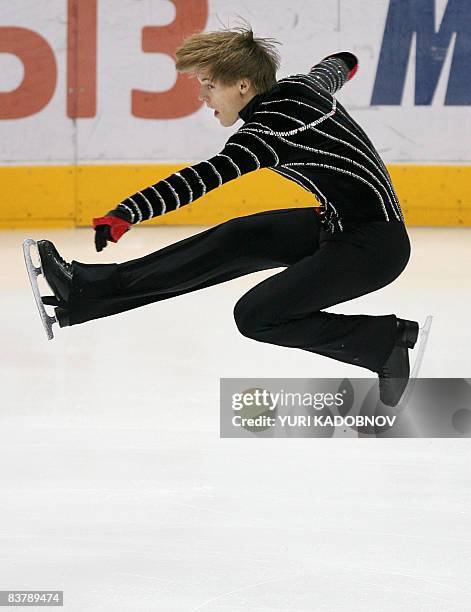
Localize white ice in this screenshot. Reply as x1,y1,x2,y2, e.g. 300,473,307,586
1,225,470,611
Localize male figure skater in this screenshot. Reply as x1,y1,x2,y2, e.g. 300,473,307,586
27,25,421,407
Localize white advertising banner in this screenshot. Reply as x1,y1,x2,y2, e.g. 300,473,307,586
0,0,469,165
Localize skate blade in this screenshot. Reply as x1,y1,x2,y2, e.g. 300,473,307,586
394,315,433,410
410,315,433,379
23,238,58,340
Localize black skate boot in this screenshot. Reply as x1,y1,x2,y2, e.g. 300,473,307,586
37,240,72,327
377,318,419,407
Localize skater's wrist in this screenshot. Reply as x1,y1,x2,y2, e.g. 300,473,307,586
109,206,134,224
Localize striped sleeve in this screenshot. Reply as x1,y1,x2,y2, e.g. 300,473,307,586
308,52,358,95
118,129,279,223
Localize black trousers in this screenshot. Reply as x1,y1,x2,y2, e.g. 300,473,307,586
68,207,411,373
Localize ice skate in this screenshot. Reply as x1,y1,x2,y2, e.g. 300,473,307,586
377,316,433,407
394,315,433,410
377,318,419,407
23,239,72,340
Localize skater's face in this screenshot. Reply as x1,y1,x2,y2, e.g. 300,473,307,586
196,71,256,127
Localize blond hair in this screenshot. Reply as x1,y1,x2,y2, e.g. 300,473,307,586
174,22,281,94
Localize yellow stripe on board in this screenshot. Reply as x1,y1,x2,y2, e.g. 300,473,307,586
0,164,470,228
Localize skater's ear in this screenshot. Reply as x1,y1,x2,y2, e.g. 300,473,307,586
237,77,252,95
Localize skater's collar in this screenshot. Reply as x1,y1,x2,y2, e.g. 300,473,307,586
238,83,282,122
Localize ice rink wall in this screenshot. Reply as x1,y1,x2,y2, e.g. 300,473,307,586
0,0,469,229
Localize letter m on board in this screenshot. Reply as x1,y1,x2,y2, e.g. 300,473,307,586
371,0,470,105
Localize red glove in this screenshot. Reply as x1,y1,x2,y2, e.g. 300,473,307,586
92,209,132,252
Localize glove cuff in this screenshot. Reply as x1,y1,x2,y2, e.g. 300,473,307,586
346,63,358,81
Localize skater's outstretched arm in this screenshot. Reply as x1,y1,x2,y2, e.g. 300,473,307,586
92,124,280,250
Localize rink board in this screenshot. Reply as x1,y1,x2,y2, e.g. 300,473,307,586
0,163,470,229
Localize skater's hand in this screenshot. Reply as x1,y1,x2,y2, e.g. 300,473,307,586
322,51,358,81
92,209,132,252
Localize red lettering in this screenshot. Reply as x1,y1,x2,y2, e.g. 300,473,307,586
67,0,97,118
132,0,208,119
0,27,57,119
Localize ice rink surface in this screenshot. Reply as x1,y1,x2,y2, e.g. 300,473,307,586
1,224,470,611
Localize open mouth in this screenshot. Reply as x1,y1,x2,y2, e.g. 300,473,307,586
214,110,219,117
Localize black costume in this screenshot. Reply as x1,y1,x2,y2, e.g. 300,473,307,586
65,54,411,373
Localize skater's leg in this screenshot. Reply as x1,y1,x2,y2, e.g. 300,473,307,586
68,207,322,325
233,220,411,373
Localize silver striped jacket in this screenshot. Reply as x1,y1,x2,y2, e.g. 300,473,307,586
119,54,405,234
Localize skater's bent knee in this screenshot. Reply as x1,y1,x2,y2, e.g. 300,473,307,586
233,299,268,339
233,300,255,337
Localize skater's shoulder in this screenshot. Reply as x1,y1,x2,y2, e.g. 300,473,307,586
276,72,327,95
238,78,304,122
259,77,304,100
262,74,327,106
